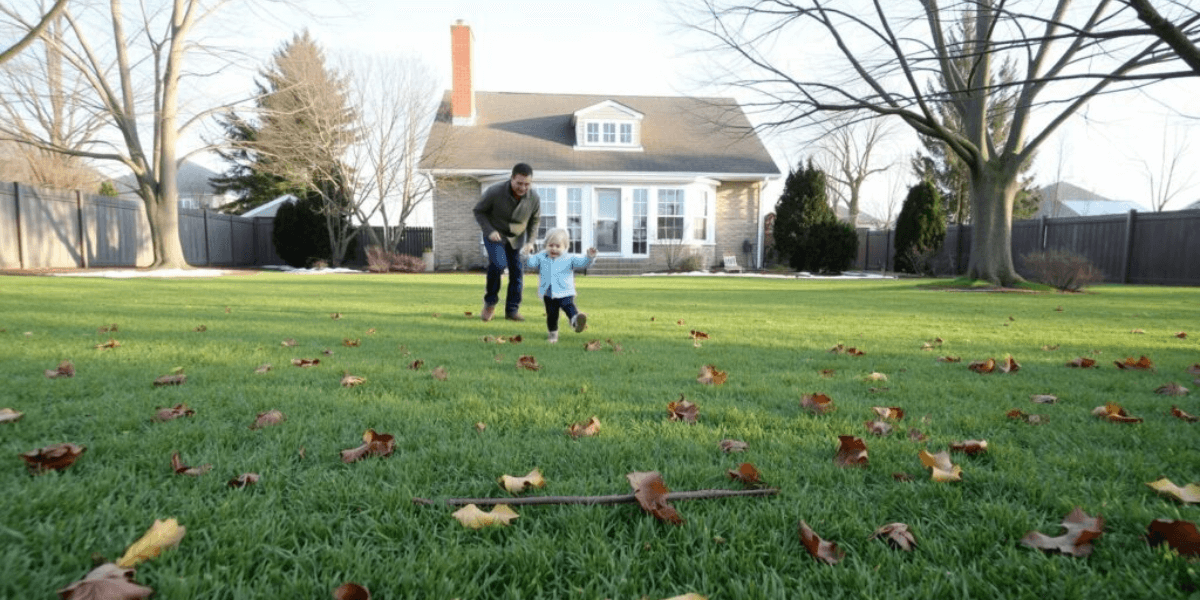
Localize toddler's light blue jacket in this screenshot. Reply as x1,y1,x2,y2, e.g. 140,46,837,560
524,251,595,299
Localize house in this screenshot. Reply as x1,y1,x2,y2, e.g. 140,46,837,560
1034,182,1146,218
115,160,236,211
418,21,781,273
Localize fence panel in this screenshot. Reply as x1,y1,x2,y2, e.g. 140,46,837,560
0,183,19,268
231,218,256,266
205,213,234,266
1128,210,1200,285
87,197,144,267
1044,215,1126,281
178,209,208,265
19,185,82,268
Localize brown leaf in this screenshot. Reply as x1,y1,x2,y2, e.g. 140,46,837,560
1146,519,1200,556
154,404,194,422
1146,478,1200,504
0,407,24,423
170,452,211,476
668,395,699,423
798,520,844,565
365,328,376,335
690,330,709,340
95,338,120,350
627,471,684,524
968,358,996,373
431,366,448,380
846,347,865,356
584,339,603,351
864,420,892,436
697,364,727,385
893,472,915,482
871,406,905,420
330,312,342,320
340,373,366,388
834,435,868,468
1043,344,1060,350
1154,382,1189,396
517,355,540,371
607,339,623,352
567,416,601,438
250,409,286,429
291,358,320,367
1131,328,1146,334
1170,405,1198,422
950,440,988,455
21,442,86,473
1187,364,1200,376
937,355,961,363
727,462,764,487
800,393,835,415
1175,332,1187,339
408,359,424,370
907,428,927,442
998,355,1020,373
1007,409,1045,425
1066,357,1097,368
718,439,748,453
45,360,75,379
340,428,396,463
870,522,917,551
227,473,260,488
919,450,962,481
280,338,298,347
819,368,836,378
1021,507,1104,557
1114,355,1155,370
332,582,371,600
254,364,272,374
1092,402,1143,423
342,338,360,347
863,372,888,382
98,323,119,333
194,325,207,333
1030,394,1058,404
153,374,186,387
57,563,154,600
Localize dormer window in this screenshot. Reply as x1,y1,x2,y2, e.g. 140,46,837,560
574,101,644,152
585,121,634,146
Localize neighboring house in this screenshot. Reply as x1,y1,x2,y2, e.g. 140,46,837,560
115,160,235,211
1034,182,1146,218
835,205,890,230
240,194,297,218
418,21,781,273
1186,199,1200,211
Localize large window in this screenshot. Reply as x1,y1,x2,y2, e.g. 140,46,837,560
582,120,637,147
586,123,599,144
536,186,557,243
657,189,684,241
620,123,633,145
633,189,648,254
567,188,583,253
693,191,709,241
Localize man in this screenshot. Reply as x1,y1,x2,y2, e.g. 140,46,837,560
473,162,540,322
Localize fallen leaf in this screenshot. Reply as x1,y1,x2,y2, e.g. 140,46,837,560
1154,382,1189,396
254,364,272,374
228,473,260,488
451,504,519,529
170,452,211,477
332,582,372,600
342,338,360,347
697,364,727,385
57,563,153,600
864,420,892,436
584,339,603,351
1114,356,1155,370
499,468,546,494
567,416,601,438
1170,405,1198,422
606,338,623,352
919,450,962,482
798,520,844,565
116,518,186,568
668,395,698,423
893,472,915,482
474,422,487,432
719,439,748,453
1131,328,1145,334
846,347,865,356
280,338,298,347
872,406,905,420
690,330,710,340
365,328,376,335
1145,519,1200,556
800,393,836,415
907,428,928,442
1146,478,1200,504
45,360,75,379
330,312,342,320
1187,364,1200,376
194,325,206,332
863,372,888,382
154,404,194,421
1092,402,1143,423
660,594,707,600
968,358,996,373
937,355,961,363
95,338,120,350
0,407,24,423
21,442,86,473
627,471,684,524
998,355,1020,373
408,359,424,370
870,522,917,551
153,373,186,387
517,355,540,371
1043,344,1060,350
464,311,472,317
1175,332,1187,339
950,440,988,455
727,462,764,487
819,368,836,378
676,319,685,326
1007,409,1045,424
340,373,366,388
431,366,448,380
1021,507,1104,557
834,435,868,468
1066,357,1097,368
250,409,286,429
98,323,119,333
291,358,320,367
1030,394,1058,404
340,428,395,463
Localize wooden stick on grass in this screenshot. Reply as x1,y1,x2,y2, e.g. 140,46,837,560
412,487,779,507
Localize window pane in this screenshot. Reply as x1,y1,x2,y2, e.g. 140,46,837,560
603,122,616,143
620,123,633,144
586,123,599,143
567,188,583,253
536,187,557,241
633,189,648,254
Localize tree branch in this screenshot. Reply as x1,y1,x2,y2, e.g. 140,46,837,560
412,487,779,507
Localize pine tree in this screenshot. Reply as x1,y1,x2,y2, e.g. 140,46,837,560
773,158,840,272
894,181,947,274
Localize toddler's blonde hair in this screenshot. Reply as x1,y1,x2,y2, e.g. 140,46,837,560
544,228,570,247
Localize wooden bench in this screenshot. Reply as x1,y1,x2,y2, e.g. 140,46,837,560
723,255,742,273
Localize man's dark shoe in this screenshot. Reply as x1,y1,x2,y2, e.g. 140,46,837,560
505,312,525,322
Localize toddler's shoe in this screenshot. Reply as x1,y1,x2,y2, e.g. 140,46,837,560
547,331,559,344
571,313,588,333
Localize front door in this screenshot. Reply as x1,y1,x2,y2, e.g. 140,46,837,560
595,189,621,253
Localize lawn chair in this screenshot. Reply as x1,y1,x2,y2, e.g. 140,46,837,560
724,255,742,273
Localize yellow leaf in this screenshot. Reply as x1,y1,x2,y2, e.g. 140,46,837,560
1147,478,1200,504
116,519,185,568
662,595,708,600
919,450,962,482
498,468,546,494
451,504,519,529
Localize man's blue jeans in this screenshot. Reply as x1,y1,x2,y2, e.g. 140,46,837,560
483,237,523,315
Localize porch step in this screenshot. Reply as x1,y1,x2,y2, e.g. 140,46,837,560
585,258,650,276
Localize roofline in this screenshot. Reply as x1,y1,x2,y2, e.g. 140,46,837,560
422,168,781,184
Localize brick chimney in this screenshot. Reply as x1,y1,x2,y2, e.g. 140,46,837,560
450,20,475,126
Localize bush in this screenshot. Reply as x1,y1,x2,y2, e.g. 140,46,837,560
272,194,332,268
1021,249,1104,291
366,247,426,273
803,221,859,274
894,181,947,274
774,158,837,271
675,253,704,272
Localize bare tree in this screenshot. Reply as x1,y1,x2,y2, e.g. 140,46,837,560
816,114,893,228
1123,0,1200,74
1142,120,1196,211
0,0,69,65
686,0,1193,285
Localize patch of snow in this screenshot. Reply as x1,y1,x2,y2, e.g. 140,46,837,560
640,270,893,279
260,265,363,274
53,268,230,278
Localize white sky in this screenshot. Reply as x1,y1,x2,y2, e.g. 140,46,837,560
202,0,1200,220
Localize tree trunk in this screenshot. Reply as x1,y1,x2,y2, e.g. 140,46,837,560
965,166,1021,286
143,184,189,269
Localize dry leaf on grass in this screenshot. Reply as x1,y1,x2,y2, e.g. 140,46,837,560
45,360,75,379
1021,507,1103,557
0,407,24,423
937,355,962,363
1066,357,1097,368
1187,364,1200,376
1007,409,1046,424
1146,519,1200,556
250,409,286,429
330,312,342,320
1170,406,1198,422
798,520,844,565
342,338,360,347
280,338,298,347
719,439,748,453
170,452,211,476
668,396,698,423
1114,356,1155,370
872,406,904,420
1176,332,1188,339
1092,402,1143,423
919,450,962,482
21,442,85,473
332,582,372,600
516,355,540,371
1154,382,1189,396
340,373,366,388
1030,394,1058,404
227,473,260,488
800,393,835,415
254,364,272,374
870,522,917,551
864,420,892,436
627,471,684,525
452,504,519,529
727,462,765,488
697,364,727,385
690,330,709,341
567,416,600,438
117,518,186,568
432,366,448,380
340,429,395,463
291,358,320,368
95,338,120,350
584,339,603,351
57,563,154,600
834,436,868,468
950,440,988,455
154,404,194,422
1146,478,1200,504
499,468,546,494
863,372,888,382
153,373,186,387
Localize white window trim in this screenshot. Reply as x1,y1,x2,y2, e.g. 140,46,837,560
574,118,644,152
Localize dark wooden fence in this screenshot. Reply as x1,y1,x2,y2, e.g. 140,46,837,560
857,208,1200,285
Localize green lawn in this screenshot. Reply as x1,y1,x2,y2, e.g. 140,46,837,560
1,272,1197,599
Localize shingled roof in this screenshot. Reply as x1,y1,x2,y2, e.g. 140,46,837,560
420,91,780,178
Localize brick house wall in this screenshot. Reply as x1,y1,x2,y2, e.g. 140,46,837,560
714,181,762,269
432,176,486,270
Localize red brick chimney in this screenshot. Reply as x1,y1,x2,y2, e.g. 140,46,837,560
450,20,475,126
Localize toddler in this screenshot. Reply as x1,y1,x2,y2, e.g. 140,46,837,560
523,228,597,343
